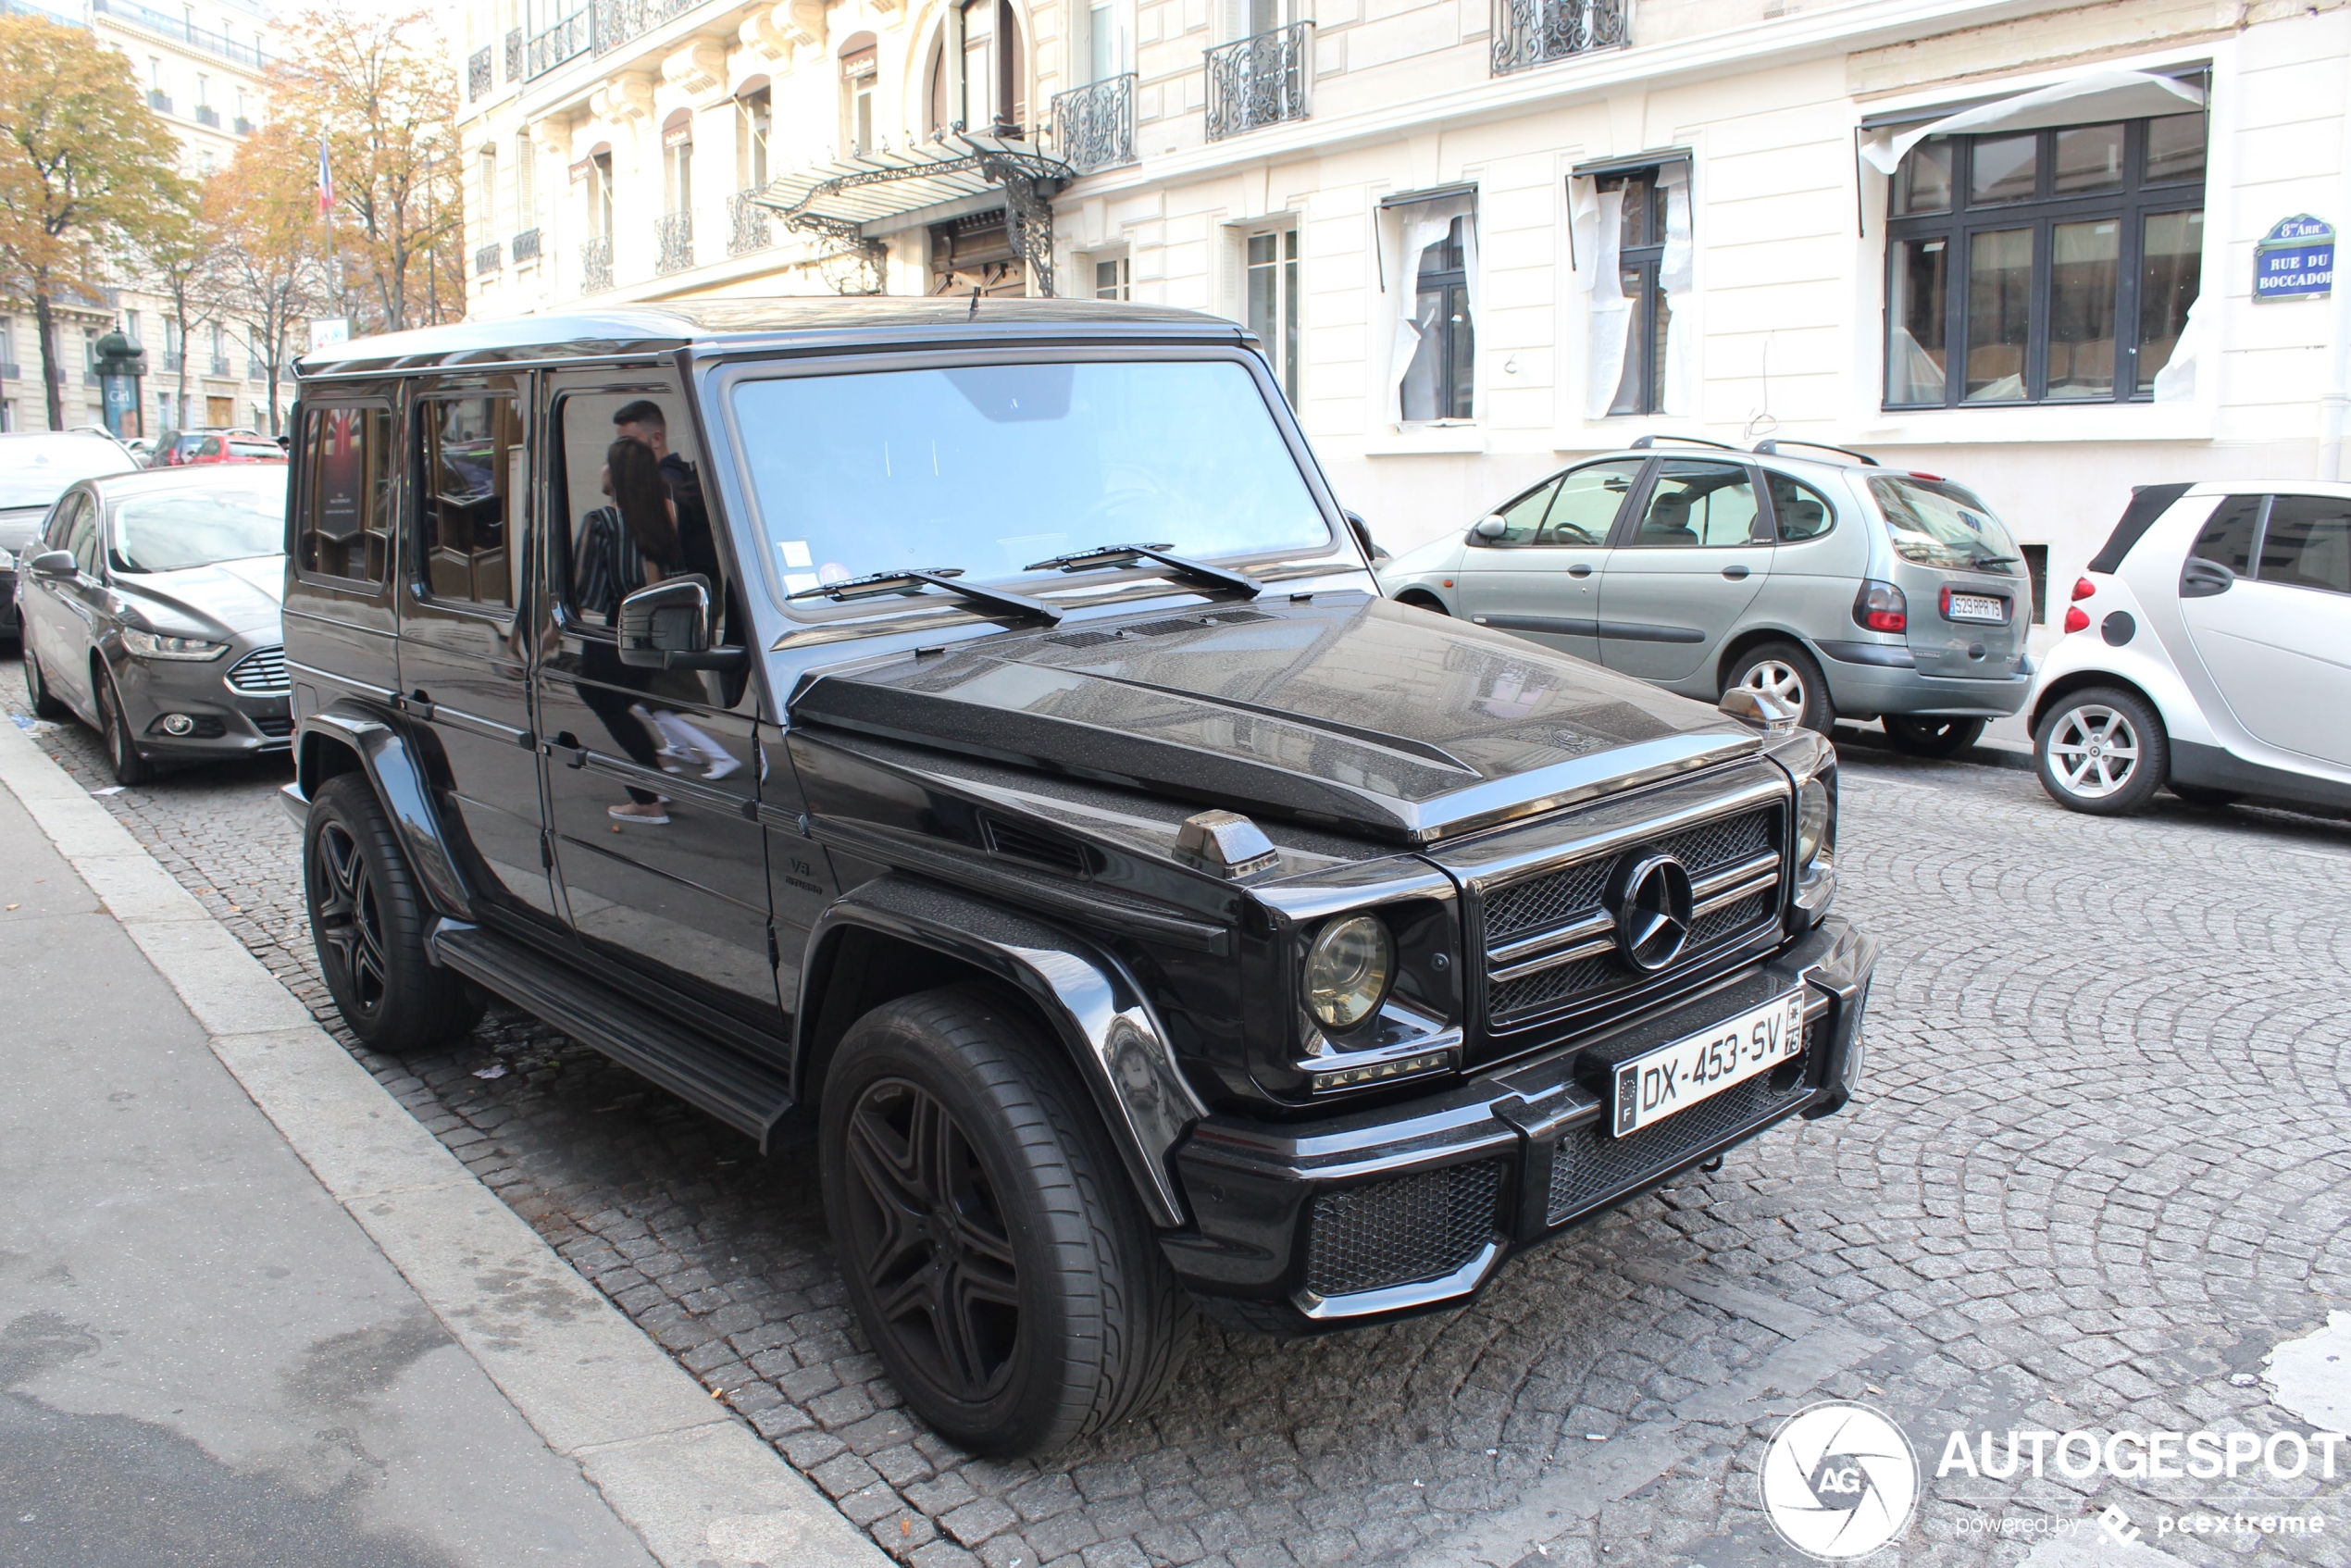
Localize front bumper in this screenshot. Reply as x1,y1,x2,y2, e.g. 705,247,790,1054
113,651,291,760
1163,916,1876,1334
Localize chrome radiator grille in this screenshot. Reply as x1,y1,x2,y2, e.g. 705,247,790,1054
223,645,289,695
1478,802,1785,1028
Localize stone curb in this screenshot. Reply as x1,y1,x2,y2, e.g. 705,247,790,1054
0,716,887,1568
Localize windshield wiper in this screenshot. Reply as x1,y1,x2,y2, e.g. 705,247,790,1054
1969,553,2021,569
1024,542,1261,598
787,566,1064,625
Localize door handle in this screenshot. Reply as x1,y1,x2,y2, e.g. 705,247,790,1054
403,689,435,719
544,730,587,768
1567,564,1593,579
1721,565,1750,580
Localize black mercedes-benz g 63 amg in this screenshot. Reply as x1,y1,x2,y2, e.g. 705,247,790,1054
278,299,1873,1458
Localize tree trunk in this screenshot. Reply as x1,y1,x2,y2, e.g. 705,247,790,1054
32,287,63,431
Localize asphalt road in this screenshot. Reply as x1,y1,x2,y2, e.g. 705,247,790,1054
7,666,2349,1568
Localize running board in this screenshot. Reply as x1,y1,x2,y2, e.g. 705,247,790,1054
428,919,795,1150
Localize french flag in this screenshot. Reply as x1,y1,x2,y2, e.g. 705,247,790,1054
317,138,333,216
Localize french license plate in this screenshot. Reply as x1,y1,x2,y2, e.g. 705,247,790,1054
1946,591,2008,624
1610,990,1807,1137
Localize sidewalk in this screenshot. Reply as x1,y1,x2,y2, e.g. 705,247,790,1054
0,718,883,1568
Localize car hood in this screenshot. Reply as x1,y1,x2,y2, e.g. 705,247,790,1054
116,554,285,639
790,594,1758,843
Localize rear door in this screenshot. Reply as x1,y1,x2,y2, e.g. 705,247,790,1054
2180,492,2351,766
1598,458,1773,685
1456,460,1641,663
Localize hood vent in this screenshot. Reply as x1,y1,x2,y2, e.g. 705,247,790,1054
1048,608,1275,651
981,816,1097,878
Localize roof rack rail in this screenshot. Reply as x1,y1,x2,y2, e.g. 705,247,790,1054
1628,434,1740,452
1752,438,1882,467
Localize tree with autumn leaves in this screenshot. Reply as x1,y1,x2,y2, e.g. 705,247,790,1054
0,13,190,429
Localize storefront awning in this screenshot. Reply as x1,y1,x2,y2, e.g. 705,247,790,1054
747,134,1074,243
1859,68,2206,176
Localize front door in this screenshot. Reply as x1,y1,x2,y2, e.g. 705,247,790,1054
533,376,779,1030
1456,459,1642,663
395,379,556,920
24,492,99,713
1599,457,1773,687
2181,492,2351,767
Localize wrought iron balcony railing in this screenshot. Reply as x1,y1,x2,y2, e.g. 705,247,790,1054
208,355,230,377
591,0,702,58
147,90,171,114
467,46,491,101
581,234,613,292
92,0,266,68
511,228,541,264
0,361,19,380
655,211,693,275
529,8,590,77
232,117,253,135
1490,0,1626,76
1050,74,1136,174
728,192,771,256
194,104,219,128
163,350,184,372
504,27,523,81
476,243,503,277
1205,22,1312,142
247,357,270,380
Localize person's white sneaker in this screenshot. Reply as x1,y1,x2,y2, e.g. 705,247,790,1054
701,754,740,781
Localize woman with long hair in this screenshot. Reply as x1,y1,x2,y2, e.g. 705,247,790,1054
605,436,682,574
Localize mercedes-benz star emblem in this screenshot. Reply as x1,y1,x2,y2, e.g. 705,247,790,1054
1609,852,1694,972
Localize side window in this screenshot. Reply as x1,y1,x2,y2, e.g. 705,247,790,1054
1474,478,1561,548
417,395,523,612
1543,460,1644,544
67,497,100,576
2258,495,2351,596
295,404,392,585
2188,495,2259,575
1766,473,1835,541
198,436,221,457
1627,460,1761,549
44,492,86,552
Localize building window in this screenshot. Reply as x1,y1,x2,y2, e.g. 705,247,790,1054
1600,168,1671,416
840,39,877,156
478,143,498,243
1243,229,1298,404
591,150,615,238
1885,109,2206,408
1399,214,1473,421
514,131,535,234
929,0,1026,137
1093,255,1129,300
122,309,141,345
661,119,690,216
738,87,772,192
1087,0,1125,81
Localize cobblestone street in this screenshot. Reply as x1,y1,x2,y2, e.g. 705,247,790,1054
9,673,2349,1568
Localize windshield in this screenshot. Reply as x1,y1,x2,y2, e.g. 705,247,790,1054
730,359,1332,608
1,436,137,510
110,483,286,573
1868,475,2021,573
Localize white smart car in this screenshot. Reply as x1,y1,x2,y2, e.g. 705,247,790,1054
2030,480,2351,815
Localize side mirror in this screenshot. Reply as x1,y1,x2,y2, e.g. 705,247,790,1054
1344,510,1390,565
1471,516,1508,542
1718,685,1799,736
2180,557,2233,599
616,575,744,671
26,549,78,580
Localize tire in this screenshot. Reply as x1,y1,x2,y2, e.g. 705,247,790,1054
2034,687,2168,816
1723,641,1834,733
821,984,1194,1457
1884,715,1987,759
304,774,485,1053
22,646,68,720
93,664,153,786
2168,781,2240,808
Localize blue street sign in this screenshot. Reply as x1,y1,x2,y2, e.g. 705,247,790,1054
2255,214,2334,301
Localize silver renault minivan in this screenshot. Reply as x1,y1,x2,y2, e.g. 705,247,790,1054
1375,436,2033,755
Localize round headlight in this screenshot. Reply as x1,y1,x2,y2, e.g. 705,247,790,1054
1302,915,1394,1032
1796,777,1833,870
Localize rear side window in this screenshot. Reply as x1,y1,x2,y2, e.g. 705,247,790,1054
295,404,392,585
1627,460,1761,549
1765,473,1835,541
2259,496,2351,595
416,395,523,611
2187,495,2258,576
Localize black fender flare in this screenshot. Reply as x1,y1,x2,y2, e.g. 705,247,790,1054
295,704,475,920
798,876,1206,1228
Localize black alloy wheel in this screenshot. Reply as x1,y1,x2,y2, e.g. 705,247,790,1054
303,775,484,1053
1883,715,1987,759
94,665,153,786
841,1076,1024,1406
822,985,1193,1456
22,647,68,719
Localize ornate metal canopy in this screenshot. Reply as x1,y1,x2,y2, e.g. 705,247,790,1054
747,133,1075,295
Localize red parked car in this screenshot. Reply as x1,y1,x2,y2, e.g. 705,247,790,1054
184,434,285,466
151,429,266,467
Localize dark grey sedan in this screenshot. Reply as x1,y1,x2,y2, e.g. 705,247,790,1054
1,430,143,640
14,465,290,784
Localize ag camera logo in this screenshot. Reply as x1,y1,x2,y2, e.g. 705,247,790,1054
1761,1400,1920,1560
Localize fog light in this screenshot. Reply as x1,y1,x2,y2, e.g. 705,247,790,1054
161,713,195,736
